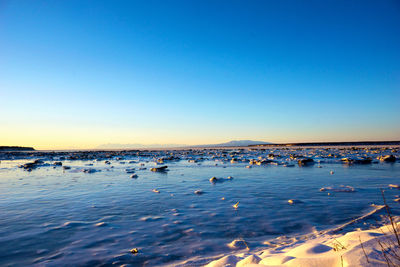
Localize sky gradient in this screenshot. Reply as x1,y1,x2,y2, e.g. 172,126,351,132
1,0,400,149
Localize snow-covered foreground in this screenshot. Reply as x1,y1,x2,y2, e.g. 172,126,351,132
204,215,400,267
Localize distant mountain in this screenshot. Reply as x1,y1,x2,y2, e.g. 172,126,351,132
194,140,272,147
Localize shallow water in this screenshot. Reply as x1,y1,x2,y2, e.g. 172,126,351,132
0,147,399,266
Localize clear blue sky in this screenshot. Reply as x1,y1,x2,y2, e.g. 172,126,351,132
1,0,399,149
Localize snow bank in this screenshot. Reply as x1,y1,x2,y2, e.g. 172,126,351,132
204,216,400,266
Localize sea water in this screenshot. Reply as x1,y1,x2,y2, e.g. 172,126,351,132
0,147,399,266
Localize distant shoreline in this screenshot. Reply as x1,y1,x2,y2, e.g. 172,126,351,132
0,146,35,151
250,140,400,147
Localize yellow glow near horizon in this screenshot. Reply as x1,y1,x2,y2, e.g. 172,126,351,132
2,123,399,150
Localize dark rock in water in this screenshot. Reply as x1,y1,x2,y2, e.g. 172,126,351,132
125,168,136,173
283,164,295,167
19,159,46,171
194,190,204,195
130,248,139,254
341,158,351,163
19,162,36,169
359,158,372,164
209,177,219,183
82,168,98,174
288,199,304,204
209,176,233,183
320,186,355,192
298,158,314,166
150,166,168,172
379,155,396,163
389,184,400,189
341,157,372,164
250,159,274,165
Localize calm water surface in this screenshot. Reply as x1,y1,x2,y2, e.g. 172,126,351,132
0,148,399,266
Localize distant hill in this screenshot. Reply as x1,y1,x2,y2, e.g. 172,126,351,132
0,146,35,151
194,140,272,147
